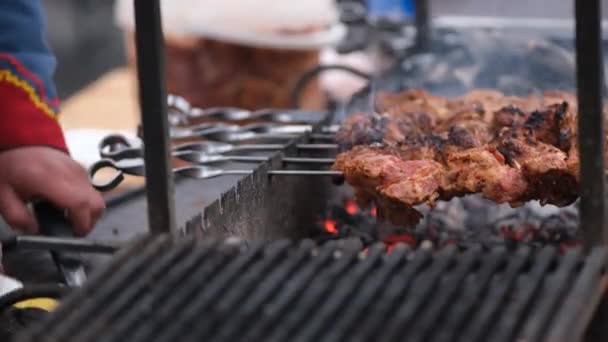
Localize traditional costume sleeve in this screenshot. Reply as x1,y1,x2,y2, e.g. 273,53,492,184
0,0,67,153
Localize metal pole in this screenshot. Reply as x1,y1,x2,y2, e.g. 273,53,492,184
415,0,431,50
133,0,177,234
575,0,606,247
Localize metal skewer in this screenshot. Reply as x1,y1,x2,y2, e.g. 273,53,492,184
174,166,343,179
2,235,121,254
172,129,298,143
169,124,337,141
99,146,335,165
99,134,338,160
173,141,338,153
171,151,335,165
89,160,343,192
167,94,329,125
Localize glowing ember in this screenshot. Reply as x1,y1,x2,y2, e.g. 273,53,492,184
370,207,377,217
559,240,581,253
323,220,339,235
344,200,358,215
318,194,579,252
384,234,417,252
384,234,417,246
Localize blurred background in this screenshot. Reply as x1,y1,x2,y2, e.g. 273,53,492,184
43,0,608,100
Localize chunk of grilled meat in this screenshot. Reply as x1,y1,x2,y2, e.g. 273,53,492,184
334,89,588,227
335,111,435,149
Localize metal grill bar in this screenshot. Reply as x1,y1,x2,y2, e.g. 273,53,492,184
192,240,293,339
409,246,481,342
109,244,219,342
490,247,557,342
18,238,608,342
241,241,342,341
130,243,232,342
292,245,385,342
575,0,607,246
458,246,532,342
520,250,582,341
156,242,266,341
266,246,359,342
547,248,608,342
79,240,195,342
382,246,457,342
44,236,171,340
323,245,410,342
351,249,432,342
213,241,317,342
432,247,507,342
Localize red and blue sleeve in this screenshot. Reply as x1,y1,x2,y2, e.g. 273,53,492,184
0,0,67,153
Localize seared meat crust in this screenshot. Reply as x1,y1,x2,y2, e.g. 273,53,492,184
334,89,589,226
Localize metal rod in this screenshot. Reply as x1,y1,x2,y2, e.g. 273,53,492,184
172,166,343,180
133,0,176,234
282,157,335,164
295,144,338,150
415,0,431,50
576,0,607,247
3,236,121,254
267,170,343,176
171,152,335,165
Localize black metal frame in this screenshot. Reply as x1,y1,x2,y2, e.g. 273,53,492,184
133,0,176,234
575,0,607,247
414,0,431,50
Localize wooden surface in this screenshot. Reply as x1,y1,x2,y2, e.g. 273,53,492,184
60,67,139,131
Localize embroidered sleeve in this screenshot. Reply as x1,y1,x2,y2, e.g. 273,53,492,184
0,0,67,153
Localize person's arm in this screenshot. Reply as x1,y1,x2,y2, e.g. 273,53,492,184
0,0,66,151
0,0,104,235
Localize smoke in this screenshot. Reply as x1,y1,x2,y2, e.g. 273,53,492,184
342,27,582,118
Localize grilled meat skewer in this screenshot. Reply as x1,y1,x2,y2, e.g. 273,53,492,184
334,89,592,227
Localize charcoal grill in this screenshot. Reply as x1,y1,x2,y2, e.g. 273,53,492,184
15,237,608,342
13,0,608,341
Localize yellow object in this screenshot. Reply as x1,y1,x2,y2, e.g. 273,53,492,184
12,298,59,312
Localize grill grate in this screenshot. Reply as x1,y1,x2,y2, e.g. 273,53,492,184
17,236,608,342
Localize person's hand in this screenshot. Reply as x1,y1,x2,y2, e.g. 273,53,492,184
0,146,105,236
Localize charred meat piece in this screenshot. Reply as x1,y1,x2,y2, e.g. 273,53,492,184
441,146,528,204
335,113,389,150
335,109,437,151
492,105,529,128
333,146,443,226
375,89,450,119
495,135,575,206
334,89,595,227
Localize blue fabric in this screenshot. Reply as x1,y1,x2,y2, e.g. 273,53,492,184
0,0,58,105
367,0,415,17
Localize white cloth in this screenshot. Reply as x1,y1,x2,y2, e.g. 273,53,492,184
64,129,138,168
114,0,344,49
0,274,22,297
